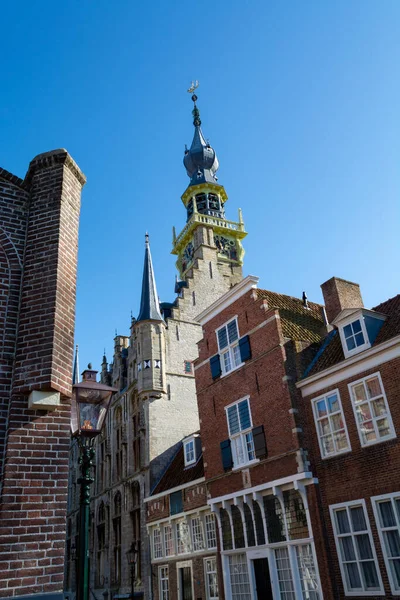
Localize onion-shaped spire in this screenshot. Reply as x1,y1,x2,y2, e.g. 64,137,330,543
183,91,219,186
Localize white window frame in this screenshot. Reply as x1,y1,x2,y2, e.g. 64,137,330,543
176,520,191,555
329,499,384,596
311,389,351,459
153,527,163,559
225,397,257,469
183,437,196,467
205,513,217,549
191,515,205,551
216,316,243,376
163,523,174,557
372,492,400,595
348,372,396,448
339,312,371,359
204,556,219,600
159,565,169,600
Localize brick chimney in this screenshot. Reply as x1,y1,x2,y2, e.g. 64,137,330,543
321,277,364,323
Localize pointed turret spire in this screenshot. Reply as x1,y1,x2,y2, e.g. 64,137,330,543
72,344,79,384
137,233,163,323
183,86,219,186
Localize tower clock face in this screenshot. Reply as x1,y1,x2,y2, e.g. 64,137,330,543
181,240,194,274
214,234,238,261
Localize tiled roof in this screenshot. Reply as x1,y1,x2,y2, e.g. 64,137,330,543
256,289,325,343
151,438,204,496
304,294,400,377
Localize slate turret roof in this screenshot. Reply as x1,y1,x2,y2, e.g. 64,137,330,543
137,233,163,323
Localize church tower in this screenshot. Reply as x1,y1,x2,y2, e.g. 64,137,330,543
171,90,247,320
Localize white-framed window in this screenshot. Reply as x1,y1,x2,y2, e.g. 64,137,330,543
225,398,256,468
296,544,321,600
312,390,351,458
216,317,242,375
275,547,296,599
176,520,190,555
343,319,367,353
204,556,219,600
205,514,217,549
184,438,195,466
348,372,395,447
159,565,169,600
330,500,383,595
372,492,400,594
228,553,251,599
164,524,174,557
153,527,163,559
191,516,205,551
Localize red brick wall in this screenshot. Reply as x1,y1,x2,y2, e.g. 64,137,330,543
302,356,400,598
0,150,85,599
147,482,208,523
195,291,303,499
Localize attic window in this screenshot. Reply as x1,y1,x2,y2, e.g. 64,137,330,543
184,438,196,466
343,319,365,352
337,309,385,359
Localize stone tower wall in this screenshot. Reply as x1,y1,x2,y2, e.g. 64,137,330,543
0,150,85,600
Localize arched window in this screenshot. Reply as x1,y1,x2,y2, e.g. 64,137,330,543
252,500,265,545
244,503,256,547
97,502,106,586
231,505,245,548
114,406,123,480
220,508,233,550
113,492,122,583
131,482,141,581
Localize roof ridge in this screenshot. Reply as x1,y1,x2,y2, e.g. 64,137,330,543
257,288,324,309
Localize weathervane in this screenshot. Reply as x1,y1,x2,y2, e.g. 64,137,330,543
187,81,201,125
187,80,199,94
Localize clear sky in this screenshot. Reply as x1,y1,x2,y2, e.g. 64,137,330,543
2,1,399,372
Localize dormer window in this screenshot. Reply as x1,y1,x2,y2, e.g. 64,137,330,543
334,309,386,359
183,435,200,467
343,319,365,352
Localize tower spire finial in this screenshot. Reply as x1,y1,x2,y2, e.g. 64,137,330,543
72,344,79,385
137,232,163,323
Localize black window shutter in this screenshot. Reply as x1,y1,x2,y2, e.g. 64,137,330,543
194,436,202,460
239,335,251,362
220,439,233,471
252,425,267,459
210,354,222,379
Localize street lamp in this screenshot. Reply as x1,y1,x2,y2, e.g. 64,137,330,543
126,541,138,599
71,364,117,600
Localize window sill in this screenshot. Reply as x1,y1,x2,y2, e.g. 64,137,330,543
359,432,397,449
232,459,259,472
321,448,352,460
221,362,245,378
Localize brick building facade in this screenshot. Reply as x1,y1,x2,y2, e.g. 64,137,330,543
0,150,85,600
146,433,221,600
298,277,400,598
194,275,331,600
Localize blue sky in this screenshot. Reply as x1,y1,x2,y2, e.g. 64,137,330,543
2,1,399,372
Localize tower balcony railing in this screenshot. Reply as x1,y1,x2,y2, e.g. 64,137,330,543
173,213,246,249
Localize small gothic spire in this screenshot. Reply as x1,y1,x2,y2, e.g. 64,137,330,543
72,344,79,384
137,233,163,323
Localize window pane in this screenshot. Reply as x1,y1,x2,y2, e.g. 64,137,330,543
238,400,251,430
355,534,373,560
296,545,320,600
331,413,344,431
352,383,367,403
232,343,241,367
227,405,240,435
227,320,239,344
352,319,362,333
321,434,334,456
355,404,372,423
275,547,295,600
346,336,356,351
334,431,349,451
336,509,350,534
316,400,327,417
377,418,390,438
372,398,387,417
343,324,352,338
340,536,356,561
245,432,255,461
327,394,339,413
318,418,330,435
350,506,367,532
366,376,381,398
223,350,231,373
355,332,365,346
379,501,396,527
345,562,362,590
218,327,228,350
360,561,379,589
385,530,400,557
229,554,251,600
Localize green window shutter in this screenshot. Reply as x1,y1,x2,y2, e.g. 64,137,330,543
252,425,267,459
239,335,251,362
210,354,222,379
170,490,183,515
220,439,233,471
